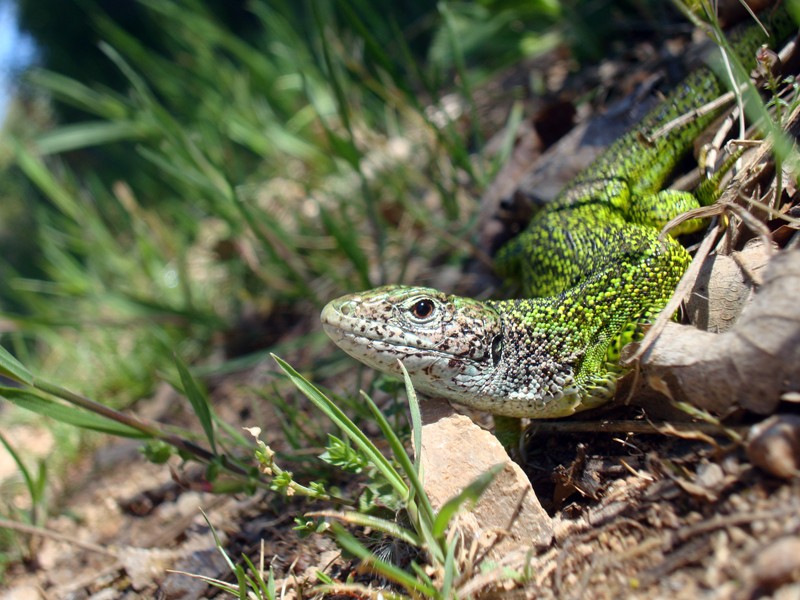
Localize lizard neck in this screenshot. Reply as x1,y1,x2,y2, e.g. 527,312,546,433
480,296,587,418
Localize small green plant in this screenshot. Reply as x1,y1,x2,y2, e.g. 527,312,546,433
0,337,509,596
272,355,503,598
0,329,508,597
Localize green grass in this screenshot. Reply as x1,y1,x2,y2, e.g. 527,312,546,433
0,0,567,589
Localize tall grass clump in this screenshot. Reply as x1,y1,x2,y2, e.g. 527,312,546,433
0,0,575,590
3,0,560,398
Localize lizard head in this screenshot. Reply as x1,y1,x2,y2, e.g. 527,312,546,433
321,285,504,400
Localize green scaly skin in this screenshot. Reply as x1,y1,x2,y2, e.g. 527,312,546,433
321,9,795,419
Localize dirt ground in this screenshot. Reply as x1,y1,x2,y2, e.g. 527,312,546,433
3,382,799,599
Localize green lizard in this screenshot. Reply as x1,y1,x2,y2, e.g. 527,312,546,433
321,8,795,420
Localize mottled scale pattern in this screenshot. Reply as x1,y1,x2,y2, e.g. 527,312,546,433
321,8,796,418
484,8,795,414
484,230,690,416
496,9,795,297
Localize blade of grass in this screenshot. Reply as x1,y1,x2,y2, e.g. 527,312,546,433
401,359,423,476
431,463,503,539
0,432,41,515
174,353,217,455
358,388,442,563
35,121,151,155
12,140,83,223
27,377,241,472
0,387,150,438
99,42,159,109
306,509,421,547
25,69,130,119
0,344,34,385
441,529,458,600
240,554,275,600
318,204,371,289
438,3,482,151
271,354,407,495
331,523,437,598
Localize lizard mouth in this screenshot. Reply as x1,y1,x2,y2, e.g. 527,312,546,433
320,305,474,370
321,321,458,361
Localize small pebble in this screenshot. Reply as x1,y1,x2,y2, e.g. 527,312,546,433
746,415,800,479
754,537,800,590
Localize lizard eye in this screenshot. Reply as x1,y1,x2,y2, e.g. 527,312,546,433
410,298,436,320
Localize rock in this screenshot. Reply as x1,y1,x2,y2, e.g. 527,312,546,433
1,585,46,600
747,415,800,479
753,536,800,591
417,397,553,561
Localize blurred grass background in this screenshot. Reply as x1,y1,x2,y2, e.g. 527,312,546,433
0,0,665,395
2,0,562,398
0,0,665,578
